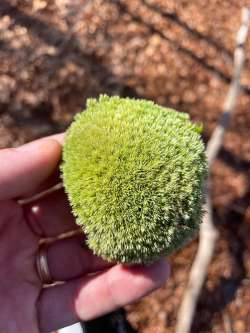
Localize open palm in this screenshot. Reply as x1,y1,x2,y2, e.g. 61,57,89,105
0,135,169,333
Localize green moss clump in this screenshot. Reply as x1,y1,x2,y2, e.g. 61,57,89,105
61,95,207,264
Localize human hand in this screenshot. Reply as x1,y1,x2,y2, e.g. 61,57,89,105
0,135,170,333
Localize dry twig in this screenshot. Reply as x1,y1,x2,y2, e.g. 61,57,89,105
176,8,250,333
223,313,234,333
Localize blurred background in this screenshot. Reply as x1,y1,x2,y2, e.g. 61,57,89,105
0,0,250,332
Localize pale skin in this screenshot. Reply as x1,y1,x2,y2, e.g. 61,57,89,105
0,134,170,333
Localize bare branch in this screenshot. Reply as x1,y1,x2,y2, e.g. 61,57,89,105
206,7,250,168
176,8,250,333
223,313,234,333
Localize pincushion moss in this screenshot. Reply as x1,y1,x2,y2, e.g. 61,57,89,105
61,95,207,264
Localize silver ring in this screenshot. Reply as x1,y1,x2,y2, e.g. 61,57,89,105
36,245,53,284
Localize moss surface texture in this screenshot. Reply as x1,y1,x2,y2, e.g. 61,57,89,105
61,95,207,264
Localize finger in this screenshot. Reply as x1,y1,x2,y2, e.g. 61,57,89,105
17,136,64,197
19,170,62,202
23,133,65,146
45,236,113,281
47,133,65,145
24,189,76,237
0,139,61,200
19,133,65,201
38,259,170,333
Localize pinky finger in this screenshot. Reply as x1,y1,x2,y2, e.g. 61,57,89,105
37,258,170,333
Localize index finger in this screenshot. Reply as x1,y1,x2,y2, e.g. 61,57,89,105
0,137,62,200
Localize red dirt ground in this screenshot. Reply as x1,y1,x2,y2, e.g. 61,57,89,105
1,1,250,332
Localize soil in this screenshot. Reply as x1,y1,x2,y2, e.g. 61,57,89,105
1,1,250,332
